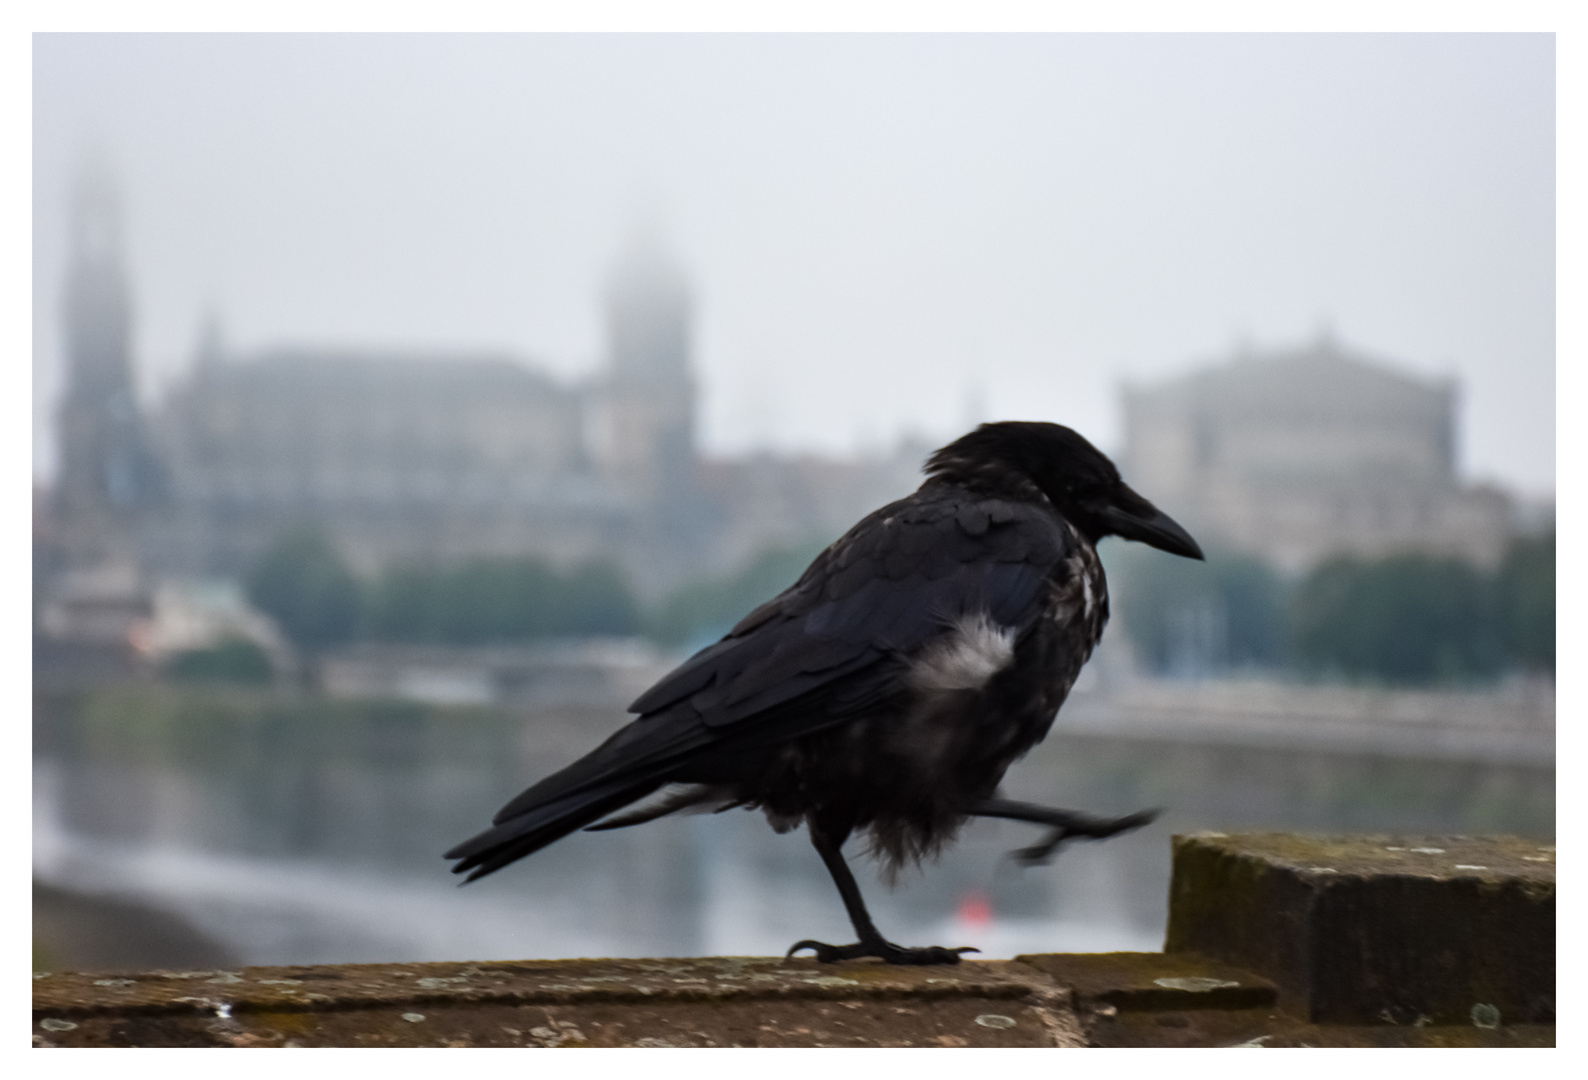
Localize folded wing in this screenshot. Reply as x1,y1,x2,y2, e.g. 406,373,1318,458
445,490,1074,881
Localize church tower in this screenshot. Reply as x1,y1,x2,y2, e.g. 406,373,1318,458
54,161,167,566
596,233,697,501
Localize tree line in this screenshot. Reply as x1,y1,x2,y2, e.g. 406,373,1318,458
1108,531,1554,685
242,526,641,655
195,523,1551,689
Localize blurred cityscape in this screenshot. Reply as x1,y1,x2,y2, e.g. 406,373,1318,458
34,166,1553,974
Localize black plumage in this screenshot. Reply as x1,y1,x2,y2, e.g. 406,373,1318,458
446,421,1203,964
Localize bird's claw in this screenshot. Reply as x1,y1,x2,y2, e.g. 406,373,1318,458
786,938,979,965
1008,808,1161,865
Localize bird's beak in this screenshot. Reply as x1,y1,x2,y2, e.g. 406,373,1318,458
1100,484,1204,560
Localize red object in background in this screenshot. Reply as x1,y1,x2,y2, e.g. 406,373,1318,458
956,891,993,929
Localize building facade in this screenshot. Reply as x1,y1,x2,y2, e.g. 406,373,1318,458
1120,337,1514,572
43,176,926,630
48,172,1525,670
151,346,625,579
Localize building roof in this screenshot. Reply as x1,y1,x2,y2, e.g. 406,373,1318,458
1126,339,1452,422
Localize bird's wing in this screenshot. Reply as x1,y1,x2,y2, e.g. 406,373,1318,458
484,489,1074,827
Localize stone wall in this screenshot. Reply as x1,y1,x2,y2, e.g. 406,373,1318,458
32,833,1555,1047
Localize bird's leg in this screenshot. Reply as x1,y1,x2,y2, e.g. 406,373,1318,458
786,820,979,966
968,797,1160,865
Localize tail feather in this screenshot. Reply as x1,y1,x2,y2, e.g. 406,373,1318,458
489,707,709,826
447,778,663,882
447,690,859,882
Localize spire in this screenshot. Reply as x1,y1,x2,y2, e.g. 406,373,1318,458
60,157,134,410
69,152,126,271
597,227,697,500
605,227,691,385
56,157,167,531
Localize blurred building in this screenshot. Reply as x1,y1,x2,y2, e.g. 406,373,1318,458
39,173,926,645
591,235,697,502
1120,336,1515,572
151,342,623,578
51,164,170,573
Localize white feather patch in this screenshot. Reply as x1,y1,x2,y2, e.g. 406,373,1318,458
909,612,1016,692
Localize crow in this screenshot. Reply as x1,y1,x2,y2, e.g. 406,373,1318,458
446,421,1203,964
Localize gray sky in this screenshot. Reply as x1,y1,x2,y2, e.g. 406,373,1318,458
32,33,1555,495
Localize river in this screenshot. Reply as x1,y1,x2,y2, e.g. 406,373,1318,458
32,678,1552,969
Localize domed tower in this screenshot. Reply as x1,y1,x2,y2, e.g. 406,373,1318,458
54,161,167,566
596,234,697,501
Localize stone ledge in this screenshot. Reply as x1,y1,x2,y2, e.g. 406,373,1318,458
32,957,1082,1047
31,951,1555,1048
1165,832,1556,1025
33,833,1557,1047
1012,950,1552,1048
1016,950,1278,1012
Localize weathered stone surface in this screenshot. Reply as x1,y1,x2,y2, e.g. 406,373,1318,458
1164,832,1555,1025
1016,950,1277,1011
32,834,1557,1047
1013,949,1550,1047
1080,1006,1553,1048
31,956,1083,1047
32,949,1555,1048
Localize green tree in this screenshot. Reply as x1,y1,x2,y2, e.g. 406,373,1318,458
433,559,551,642
553,562,642,637
1497,531,1554,673
1107,541,1288,675
363,556,640,643
650,539,830,648
362,566,442,642
167,638,275,685
1290,553,1504,685
245,525,362,653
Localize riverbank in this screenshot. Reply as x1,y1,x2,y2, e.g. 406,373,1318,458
33,879,239,973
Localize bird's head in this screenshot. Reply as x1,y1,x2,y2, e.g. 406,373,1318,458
924,421,1204,560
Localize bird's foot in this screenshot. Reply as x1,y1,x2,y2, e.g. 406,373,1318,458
786,937,979,965
1009,807,1161,866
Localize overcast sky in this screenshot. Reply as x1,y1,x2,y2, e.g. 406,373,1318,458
32,33,1555,495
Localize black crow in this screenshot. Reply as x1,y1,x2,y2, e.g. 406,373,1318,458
446,421,1203,964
